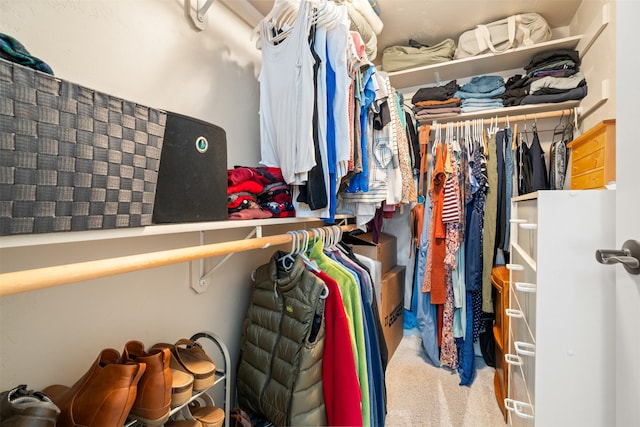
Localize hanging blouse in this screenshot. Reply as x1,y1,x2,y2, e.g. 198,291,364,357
258,1,316,185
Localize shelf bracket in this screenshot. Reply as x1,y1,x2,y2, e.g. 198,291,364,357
186,0,216,31
191,226,263,293
577,2,610,59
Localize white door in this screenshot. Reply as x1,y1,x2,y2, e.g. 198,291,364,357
615,2,640,425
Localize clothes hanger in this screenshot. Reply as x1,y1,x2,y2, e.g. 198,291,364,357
552,110,567,143
465,120,473,156
481,118,488,154
279,230,298,270
431,121,440,157
311,0,340,28
333,225,350,255
255,0,303,46
452,121,461,153
298,229,322,273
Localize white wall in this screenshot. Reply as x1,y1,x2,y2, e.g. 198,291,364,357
571,0,616,131
0,0,262,168
0,0,275,401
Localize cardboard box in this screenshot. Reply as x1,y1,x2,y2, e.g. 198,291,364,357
348,232,397,274
379,265,405,360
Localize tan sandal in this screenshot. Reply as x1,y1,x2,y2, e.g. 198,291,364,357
188,401,225,427
152,340,216,392
170,368,194,408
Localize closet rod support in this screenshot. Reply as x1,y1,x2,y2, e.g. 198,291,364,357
186,0,216,30
194,227,259,293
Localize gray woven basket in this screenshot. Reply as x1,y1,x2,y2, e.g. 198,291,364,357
0,58,166,235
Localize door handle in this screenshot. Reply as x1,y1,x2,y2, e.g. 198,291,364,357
595,239,640,275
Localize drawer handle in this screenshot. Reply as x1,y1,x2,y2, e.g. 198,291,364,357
515,341,536,357
505,353,523,366
505,308,524,318
510,218,527,224
519,223,538,230
504,398,535,419
515,282,537,293
506,263,524,271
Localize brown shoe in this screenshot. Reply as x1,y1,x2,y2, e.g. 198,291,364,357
0,384,60,427
43,348,145,427
122,341,172,426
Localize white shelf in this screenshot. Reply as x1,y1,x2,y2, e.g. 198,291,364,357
388,35,583,89
0,216,347,249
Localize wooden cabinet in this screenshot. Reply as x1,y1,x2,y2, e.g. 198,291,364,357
506,190,615,427
567,119,616,189
492,265,511,422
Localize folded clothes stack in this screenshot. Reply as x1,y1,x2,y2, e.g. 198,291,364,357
411,80,461,121
454,75,505,113
520,49,587,105
227,166,295,220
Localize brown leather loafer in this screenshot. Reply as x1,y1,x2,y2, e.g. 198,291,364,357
0,384,60,427
43,348,145,427
122,341,172,426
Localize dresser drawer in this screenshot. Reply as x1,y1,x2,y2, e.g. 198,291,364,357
571,147,605,176
509,250,537,340
510,285,536,339
511,199,538,262
571,168,605,189
506,359,535,427
568,119,615,189
570,130,606,160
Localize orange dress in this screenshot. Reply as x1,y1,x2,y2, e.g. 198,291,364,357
423,142,447,305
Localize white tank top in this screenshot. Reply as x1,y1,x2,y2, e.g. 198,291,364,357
258,0,316,185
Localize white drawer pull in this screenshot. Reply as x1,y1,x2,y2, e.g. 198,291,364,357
505,353,523,366
519,222,538,230
506,263,524,271
510,218,527,224
505,308,524,318
515,282,537,293
515,341,536,357
504,398,535,419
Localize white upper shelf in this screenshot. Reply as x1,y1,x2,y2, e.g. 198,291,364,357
0,216,345,249
387,35,584,90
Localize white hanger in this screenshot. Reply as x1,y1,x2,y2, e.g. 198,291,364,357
298,229,322,273
254,0,303,47
279,230,298,270
431,121,440,156
310,0,331,26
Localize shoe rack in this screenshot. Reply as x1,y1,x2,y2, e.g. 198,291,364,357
126,331,231,427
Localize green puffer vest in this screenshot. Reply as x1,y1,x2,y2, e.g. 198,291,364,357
236,253,327,426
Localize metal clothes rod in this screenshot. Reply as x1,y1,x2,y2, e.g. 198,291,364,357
427,108,577,126
0,224,356,298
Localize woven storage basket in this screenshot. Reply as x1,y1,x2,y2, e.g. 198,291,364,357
0,58,166,235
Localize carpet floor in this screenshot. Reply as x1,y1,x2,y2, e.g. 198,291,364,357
385,335,507,427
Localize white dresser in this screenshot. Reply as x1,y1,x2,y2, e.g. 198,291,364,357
505,190,615,427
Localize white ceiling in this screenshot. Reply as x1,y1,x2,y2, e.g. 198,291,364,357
245,0,582,64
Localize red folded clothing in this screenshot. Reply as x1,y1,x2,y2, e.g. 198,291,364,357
228,180,264,195
229,209,273,220
228,166,286,186
228,193,257,209
228,167,255,186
